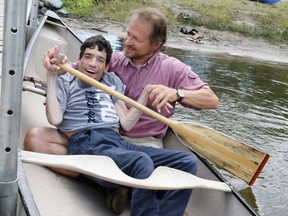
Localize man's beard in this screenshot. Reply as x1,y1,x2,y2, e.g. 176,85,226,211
124,47,138,59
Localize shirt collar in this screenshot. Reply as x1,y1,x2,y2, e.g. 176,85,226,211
124,52,159,69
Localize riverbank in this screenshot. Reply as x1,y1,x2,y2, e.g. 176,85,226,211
62,15,288,64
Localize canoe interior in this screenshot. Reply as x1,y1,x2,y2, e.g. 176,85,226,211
18,11,259,216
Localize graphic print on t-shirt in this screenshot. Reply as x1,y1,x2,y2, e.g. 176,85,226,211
84,89,118,125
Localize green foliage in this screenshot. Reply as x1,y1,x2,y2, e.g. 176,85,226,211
173,0,288,43
63,0,96,15
62,0,288,43
63,0,164,21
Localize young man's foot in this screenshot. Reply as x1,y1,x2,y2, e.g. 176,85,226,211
105,188,129,214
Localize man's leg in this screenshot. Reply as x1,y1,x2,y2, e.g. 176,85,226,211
24,127,129,214
128,144,198,216
23,127,78,177
68,129,161,215
124,136,193,215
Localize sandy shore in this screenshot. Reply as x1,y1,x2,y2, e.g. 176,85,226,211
62,16,288,64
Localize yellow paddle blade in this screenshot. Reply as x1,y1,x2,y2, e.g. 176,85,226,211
169,122,269,185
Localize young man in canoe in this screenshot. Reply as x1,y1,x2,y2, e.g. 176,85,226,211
44,34,197,216
24,7,218,214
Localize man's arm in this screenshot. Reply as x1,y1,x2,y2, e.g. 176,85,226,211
43,45,65,126
176,88,219,109
45,72,63,126
114,86,149,132
146,84,219,110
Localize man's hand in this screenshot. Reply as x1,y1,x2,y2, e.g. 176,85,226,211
145,84,175,113
43,44,68,75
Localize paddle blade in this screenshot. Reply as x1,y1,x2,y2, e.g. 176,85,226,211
169,122,269,185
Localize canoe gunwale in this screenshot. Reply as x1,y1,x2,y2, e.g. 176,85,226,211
18,157,41,216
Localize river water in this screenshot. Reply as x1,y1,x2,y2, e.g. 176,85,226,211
76,32,288,216
167,48,288,216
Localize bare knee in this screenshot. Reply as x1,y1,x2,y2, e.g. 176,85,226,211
23,127,78,178
23,127,67,154
23,127,43,151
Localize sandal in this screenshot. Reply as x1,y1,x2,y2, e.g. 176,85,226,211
188,28,199,35
181,27,204,39
180,26,189,34
188,28,204,39
186,37,204,44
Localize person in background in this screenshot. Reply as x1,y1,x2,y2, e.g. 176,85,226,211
44,34,197,216
24,8,218,214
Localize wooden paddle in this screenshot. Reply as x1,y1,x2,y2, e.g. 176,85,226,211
21,150,231,192
57,56,269,185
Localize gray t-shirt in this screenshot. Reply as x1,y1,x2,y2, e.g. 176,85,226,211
55,72,126,132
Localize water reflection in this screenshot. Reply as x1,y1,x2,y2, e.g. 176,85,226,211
77,32,288,216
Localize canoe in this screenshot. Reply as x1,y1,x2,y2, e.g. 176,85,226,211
18,10,260,216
